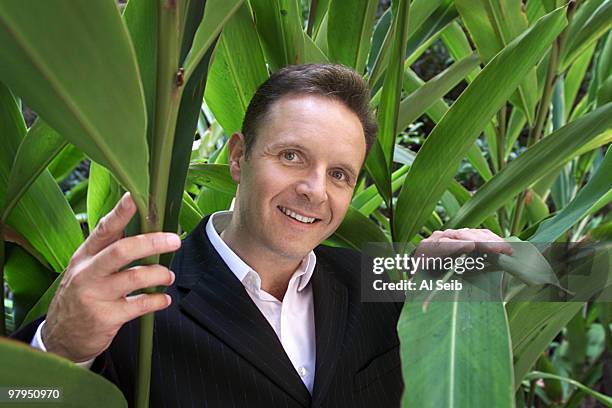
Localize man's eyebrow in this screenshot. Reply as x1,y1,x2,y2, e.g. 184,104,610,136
268,142,311,152
337,163,358,179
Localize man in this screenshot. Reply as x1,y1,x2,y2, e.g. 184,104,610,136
16,64,510,407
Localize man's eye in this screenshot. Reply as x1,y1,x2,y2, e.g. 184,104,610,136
330,170,347,181
282,151,298,161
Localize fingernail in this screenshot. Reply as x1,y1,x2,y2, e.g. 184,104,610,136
169,270,176,284
165,294,172,306
166,234,181,247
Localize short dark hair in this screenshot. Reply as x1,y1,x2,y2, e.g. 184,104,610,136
241,63,377,159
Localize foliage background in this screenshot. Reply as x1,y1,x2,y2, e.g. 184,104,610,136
0,0,610,407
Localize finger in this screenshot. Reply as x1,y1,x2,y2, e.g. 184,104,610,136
101,265,175,299
82,193,137,257
438,237,476,255
89,232,181,276
467,229,513,255
444,229,513,256
119,293,172,323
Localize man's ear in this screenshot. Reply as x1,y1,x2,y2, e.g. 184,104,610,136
227,132,246,184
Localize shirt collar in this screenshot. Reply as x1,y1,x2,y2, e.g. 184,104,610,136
205,211,316,293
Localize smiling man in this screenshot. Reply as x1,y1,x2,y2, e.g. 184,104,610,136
16,64,509,407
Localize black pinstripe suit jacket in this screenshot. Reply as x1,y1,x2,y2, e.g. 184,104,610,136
16,216,404,407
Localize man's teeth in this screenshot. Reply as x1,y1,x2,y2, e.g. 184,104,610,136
280,207,316,224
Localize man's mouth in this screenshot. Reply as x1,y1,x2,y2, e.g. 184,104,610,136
277,206,321,224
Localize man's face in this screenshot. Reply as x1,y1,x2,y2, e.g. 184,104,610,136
229,94,366,261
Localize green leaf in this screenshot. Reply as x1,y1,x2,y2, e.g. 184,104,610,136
196,186,234,216
329,206,390,250
4,245,54,330
47,144,84,182
559,0,612,71
186,163,237,195
0,0,149,210
160,8,218,268
179,191,204,234
446,103,612,229
370,0,409,205
440,22,482,83
249,0,305,71
302,32,330,63
308,0,330,38
564,43,596,118
0,338,128,407
525,371,612,407
19,272,63,329
394,8,568,243
493,237,561,287
352,164,410,216
397,53,480,132
327,0,378,74
399,272,514,407
0,84,83,272
3,119,66,221
509,301,584,387
455,0,539,124
87,162,123,233
205,3,269,135
123,0,158,151
183,0,244,83
364,138,393,206
509,242,610,384
530,146,612,242
401,69,494,182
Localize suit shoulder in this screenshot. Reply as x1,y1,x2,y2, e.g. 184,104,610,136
314,244,362,286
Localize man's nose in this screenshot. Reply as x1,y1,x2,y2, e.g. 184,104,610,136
295,168,328,205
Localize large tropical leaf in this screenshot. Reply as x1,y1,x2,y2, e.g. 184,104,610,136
0,0,149,210
0,338,127,407
183,0,244,83
87,162,123,233
249,0,305,71
399,271,514,407
205,3,269,135
3,120,66,221
186,163,237,195
329,206,391,249
0,84,82,272
394,8,568,244
327,0,378,74
364,0,409,210
159,2,218,269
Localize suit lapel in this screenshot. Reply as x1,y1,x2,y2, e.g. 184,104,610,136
311,258,350,406
175,219,311,407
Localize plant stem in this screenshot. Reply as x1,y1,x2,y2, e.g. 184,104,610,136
510,190,526,235
135,1,185,407
495,106,508,233
527,379,537,407
511,40,559,235
496,105,507,171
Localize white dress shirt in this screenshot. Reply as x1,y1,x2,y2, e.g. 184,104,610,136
207,211,317,393
31,211,317,393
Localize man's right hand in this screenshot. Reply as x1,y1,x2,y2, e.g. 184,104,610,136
42,192,181,363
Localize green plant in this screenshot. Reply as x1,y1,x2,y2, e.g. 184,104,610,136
0,0,610,407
